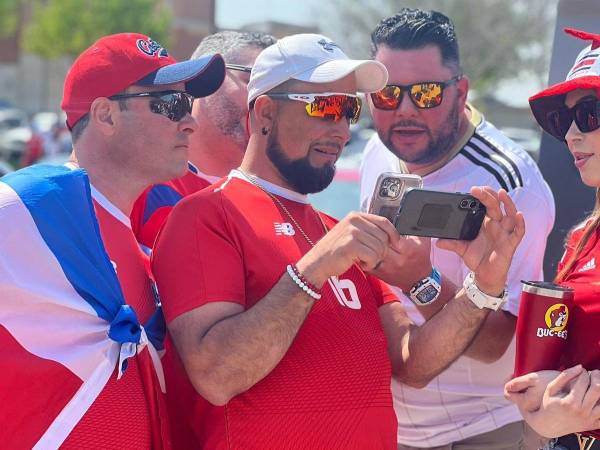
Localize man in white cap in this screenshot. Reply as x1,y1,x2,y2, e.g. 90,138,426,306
152,33,525,448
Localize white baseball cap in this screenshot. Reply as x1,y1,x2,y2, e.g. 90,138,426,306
247,33,388,105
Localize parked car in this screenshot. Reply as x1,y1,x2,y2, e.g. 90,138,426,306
0,99,14,109
0,108,30,163
0,160,14,177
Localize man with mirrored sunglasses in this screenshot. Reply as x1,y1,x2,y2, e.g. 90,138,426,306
359,9,555,450
126,30,276,450
152,32,525,449
130,30,276,250
0,33,225,448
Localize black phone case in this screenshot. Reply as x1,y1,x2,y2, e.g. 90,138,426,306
394,189,486,240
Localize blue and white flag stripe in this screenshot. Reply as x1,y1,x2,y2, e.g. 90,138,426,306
0,164,165,448
3,165,126,322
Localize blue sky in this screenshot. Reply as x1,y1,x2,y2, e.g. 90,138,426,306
215,0,319,29
214,0,538,107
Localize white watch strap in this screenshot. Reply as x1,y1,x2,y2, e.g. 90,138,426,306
462,272,507,311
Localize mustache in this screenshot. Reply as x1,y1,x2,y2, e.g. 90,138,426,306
314,141,344,152
391,120,428,130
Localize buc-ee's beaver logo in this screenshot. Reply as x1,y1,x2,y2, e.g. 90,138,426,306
536,303,569,339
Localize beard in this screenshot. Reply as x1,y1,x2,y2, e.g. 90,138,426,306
203,95,248,152
379,97,461,165
266,125,336,195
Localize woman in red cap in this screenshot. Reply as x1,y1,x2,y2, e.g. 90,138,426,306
504,28,600,449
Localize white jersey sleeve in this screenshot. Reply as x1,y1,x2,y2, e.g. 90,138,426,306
503,186,555,314
359,133,401,212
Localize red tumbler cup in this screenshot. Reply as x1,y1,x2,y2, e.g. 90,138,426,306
513,281,574,377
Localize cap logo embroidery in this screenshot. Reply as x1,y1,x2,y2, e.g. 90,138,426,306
136,38,169,58
568,48,600,79
317,38,339,52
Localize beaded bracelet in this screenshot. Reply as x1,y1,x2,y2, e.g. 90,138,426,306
286,264,321,300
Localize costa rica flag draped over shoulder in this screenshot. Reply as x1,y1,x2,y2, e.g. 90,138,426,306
0,164,165,449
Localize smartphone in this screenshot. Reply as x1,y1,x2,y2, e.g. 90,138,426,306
395,189,486,240
368,172,423,223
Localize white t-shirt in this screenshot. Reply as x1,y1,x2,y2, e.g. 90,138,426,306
360,113,555,447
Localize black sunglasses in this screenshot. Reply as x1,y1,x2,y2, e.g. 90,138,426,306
226,63,252,73
545,98,600,140
108,90,194,122
370,75,462,110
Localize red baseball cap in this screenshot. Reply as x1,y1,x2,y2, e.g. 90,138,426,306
61,33,226,129
530,28,600,138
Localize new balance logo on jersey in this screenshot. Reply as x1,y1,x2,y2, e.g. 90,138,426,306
274,222,295,236
578,257,596,272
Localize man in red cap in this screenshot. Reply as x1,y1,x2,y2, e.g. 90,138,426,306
0,33,224,449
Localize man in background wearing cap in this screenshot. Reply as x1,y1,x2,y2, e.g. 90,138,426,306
359,9,554,449
0,33,224,448
152,33,524,448
131,30,276,249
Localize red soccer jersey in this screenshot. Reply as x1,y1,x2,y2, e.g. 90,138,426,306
153,171,398,450
62,188,170,449
557,223,600,438
131,162,218,248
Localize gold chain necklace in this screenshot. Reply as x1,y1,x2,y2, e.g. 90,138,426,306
237,169,327,247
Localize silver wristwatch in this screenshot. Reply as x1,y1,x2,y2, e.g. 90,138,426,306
409,267,442,306
462,272,507,311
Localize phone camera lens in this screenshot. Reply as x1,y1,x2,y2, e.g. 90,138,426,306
459,199,469,209
468,200,478,209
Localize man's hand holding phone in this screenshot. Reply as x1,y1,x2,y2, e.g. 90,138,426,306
370,234,433,292
369,186,525,302
437,186,525,296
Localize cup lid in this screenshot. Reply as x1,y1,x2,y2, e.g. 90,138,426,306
521,280,574,298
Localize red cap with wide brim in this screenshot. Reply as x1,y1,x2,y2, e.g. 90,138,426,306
529,28,600,139
61,33,226,129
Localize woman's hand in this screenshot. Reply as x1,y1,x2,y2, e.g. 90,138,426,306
505,365,600,438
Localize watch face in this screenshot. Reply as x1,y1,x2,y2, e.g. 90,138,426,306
417,285,439,303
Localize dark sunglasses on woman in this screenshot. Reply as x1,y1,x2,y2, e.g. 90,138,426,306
545,97,600,140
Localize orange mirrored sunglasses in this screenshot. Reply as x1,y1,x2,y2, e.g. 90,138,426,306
267,92,362,124
370,75,462,110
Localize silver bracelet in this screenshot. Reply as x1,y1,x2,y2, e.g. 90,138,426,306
286,265,321,300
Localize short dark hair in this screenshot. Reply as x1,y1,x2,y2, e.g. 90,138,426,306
70,98,128,143
371,8,460,71
70,113,90,143
191,30,276,64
